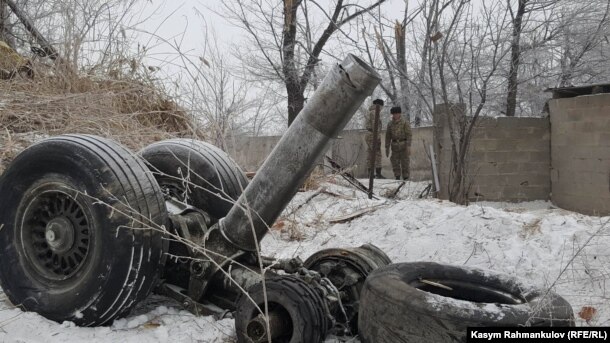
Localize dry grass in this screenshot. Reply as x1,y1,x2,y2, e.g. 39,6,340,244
0,69,204,173
301,168,327,191
271,219,305,241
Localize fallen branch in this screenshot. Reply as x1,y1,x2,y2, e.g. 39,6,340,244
324,156,379,200
284,187,325,217
419,183,432,199
329,204,386,223
320,188,356,200
384,181,406,199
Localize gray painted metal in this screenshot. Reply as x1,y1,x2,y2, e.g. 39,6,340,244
218,54,381,251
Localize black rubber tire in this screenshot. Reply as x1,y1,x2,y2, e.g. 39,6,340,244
303,244,391,334
359,262,575,343
235,275,330,343
140,139,248,220
0,134,167,326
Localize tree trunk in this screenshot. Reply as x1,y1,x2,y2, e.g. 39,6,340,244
395,21,411,123
505,0,526,117
282,0,303,127
286,80,305,126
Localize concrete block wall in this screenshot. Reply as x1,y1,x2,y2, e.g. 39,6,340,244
549,94,610,215
224,135,281,173
225,128,434,181
331,127,434,181
222,95,610,216
435,105,551,202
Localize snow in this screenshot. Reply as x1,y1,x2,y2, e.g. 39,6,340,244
1,177,608,341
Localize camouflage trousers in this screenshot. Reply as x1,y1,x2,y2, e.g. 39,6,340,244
365,132,382,168
390,141,410,179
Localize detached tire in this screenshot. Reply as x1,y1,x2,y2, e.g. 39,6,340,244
140,139,248,220
0,134,167,326
235,275,330,343
303,244,391,334
359,262,574,343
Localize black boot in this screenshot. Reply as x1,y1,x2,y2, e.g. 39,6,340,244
375,168,385,179
395,176,400,180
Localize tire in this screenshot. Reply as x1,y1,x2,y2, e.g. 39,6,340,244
140,139,248,220
303,244,391,334
359,262,574,343
235,275,330,343
0,134,167,326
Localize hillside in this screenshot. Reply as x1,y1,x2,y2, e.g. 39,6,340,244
0,75,201,173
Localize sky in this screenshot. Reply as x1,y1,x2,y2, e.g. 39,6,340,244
136,0,411,69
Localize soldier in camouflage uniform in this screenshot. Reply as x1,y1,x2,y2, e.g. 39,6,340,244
365,99,385,179
385,106,412,180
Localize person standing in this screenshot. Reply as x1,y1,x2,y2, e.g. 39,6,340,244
385,106,412,180
365,98,385,179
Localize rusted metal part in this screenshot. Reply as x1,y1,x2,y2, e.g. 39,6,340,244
218,54,381,252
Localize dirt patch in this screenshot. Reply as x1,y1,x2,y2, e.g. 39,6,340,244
520,218,542,238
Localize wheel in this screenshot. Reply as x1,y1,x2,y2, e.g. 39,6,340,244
140,139,248,220
358,262,575,343
303,244,391,335
0,134,168,326
235,275,330,343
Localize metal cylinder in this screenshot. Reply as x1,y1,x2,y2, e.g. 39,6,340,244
218,54,381,251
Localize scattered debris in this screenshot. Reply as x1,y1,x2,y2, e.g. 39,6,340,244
321,188,355,200
329,204,386,223
384,181,406,199
578,306,597,324
325,156,379,200
419,183,432,199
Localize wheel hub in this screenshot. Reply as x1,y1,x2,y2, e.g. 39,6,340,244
44,217,75,254
21,190,92,280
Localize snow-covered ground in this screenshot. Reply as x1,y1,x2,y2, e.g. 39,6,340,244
1,178,608,342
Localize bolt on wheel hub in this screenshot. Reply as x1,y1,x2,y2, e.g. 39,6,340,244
44,217,75,254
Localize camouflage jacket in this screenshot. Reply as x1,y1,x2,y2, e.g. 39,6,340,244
366,105,382,132
385,117,412,149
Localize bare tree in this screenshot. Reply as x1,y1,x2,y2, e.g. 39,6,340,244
4,0,144,74
557,0,610,86
504,0,564,116
360,3,422,123
432,0,512,203
505,0,528,117
219,0,386,126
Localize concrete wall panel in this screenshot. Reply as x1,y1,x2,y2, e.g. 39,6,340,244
549,94,610,215
434,105,551,202
225,128,434,182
